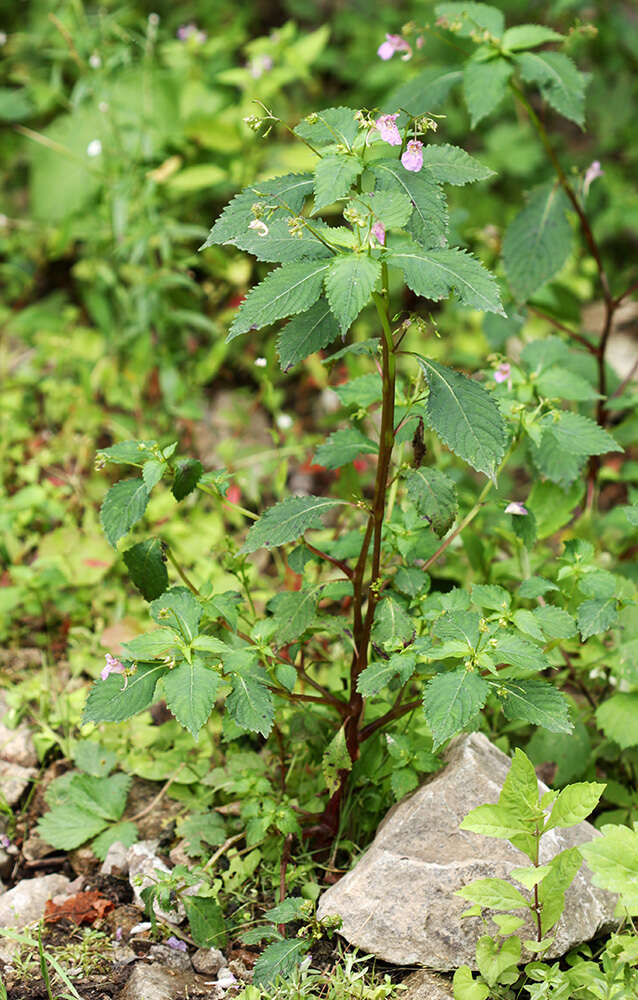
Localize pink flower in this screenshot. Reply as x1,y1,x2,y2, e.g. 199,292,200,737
505,502,529,516
401,140,423,172
166,936,188,952
101,653,126,681
177,23,206,43
249,54,274,79
583,160,603,196
375,113,401,147
377,34,412,61
494,362,511,383
371,222,386,245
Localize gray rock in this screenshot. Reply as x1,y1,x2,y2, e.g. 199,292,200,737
401,971,454,1000
191,947,226,976
117,963,189,1000
0,873,70,961
112,945,138,966
0,760,36,806
101,840,130,876
317,732,617,970
0,696,37,768
149,944,192,972
127,841,185,925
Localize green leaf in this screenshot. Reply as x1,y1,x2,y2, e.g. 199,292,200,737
150,587,203,642
295,107,359,148
416,356,506,479
423,668,489,750
471,584,510,612
529,431,585,489
142,460,164,491
184,895,227,948
518,577,559,599
463,54,512,126
324,255,381,335
91,821,138,861
517,51,588,127
83,662,166,724
460,803,531,839
493,634,551,677
172,459,203,500
578,598,618,640
547,412,621,457
502,184,572,301
502,25,564,51
475,935,521,988
122,629,177,660
405,467,458,537
500,748,542,819
226,218,329,263
384,66,463,118
67,772,130,821
419,143,495,186
162,659,220,739
435,3,505,38
277,299,340,371
226,670,274,737
538,847,584,934
533,605,577,639
371,597,415,652
73,740,116,778
372,161,448,250
335,373,382,408
96,440,158,467
313,154,362,212
123,539,169,601
536,368,600,402
252,938,310,987
228,260,329,341
356,653,416,697
580,824,638,910
546,782,606,830
393,567,430,598
391,767,419,800
389,240,503,315
179,812,226,858
452,966,490,1000
202,173,313,248
433,611,480,650
351,190,413,229
270,587,322,644
455,878,529,911
241,496,345,553
596,693,638,750
314,428,377,470
37,806,110,851
322,725,352,795
494,679,573,733
263,898,308,924
100,478,150,548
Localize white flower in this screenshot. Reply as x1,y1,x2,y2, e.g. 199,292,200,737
276,413,293,431
254,357,267,368
148,13,160,26
98,102,109,114
0,32,7,46
87,139,102,157
89,52,101,69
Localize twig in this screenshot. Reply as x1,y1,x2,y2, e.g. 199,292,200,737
203,833,244,871
164,545,200,595
303,542,353,580
527,306,597,355
128,763,186,822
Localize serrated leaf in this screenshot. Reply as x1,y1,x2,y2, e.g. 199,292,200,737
263,898,308,924
122,629,177,660
372,161,448,250
546,782,605,830
503,184,572,301
596,693,638,750
324,255,381,334
277,299,340,371
536,368,600,402
162,659,220,739
335,373,382,408
229,260,329,341
100,478,150,548
517,50,587,127
372,597,414,651
547,411,621,457
37,806,110,851
577,598,618,640
455,878,529,911
96,440,158,467
150,586,203,642
357,653,416,697
416,356,506,479
471,584,510,611
226,671,274,737
423,668,489,750
179,812,226,858
270,587,322,644
252,938,310,987
494,679,572,733
201,173,313,248
91,821,138,861
391,767,419,800
294,107,359,148
227,218,330,263
436,2,504,36
241,496,345,553
123,539,169,601
313,428,377,470
322,726,352,795
172,459,203,500
519,576,559,599
352,189,413,229
433,611,481,651
503,25,564,51
68,772,130,821
389,240,503,314
529,431,585,488
493,634,550,677
142,460,164,490
405,467,458,537
73,741,116,778
83,662,166,724
463,54,512,127
184,895,227,948
533,605,577,639
384,66,463,118
419,143,495,186
393,567,430,598
313,154,362,212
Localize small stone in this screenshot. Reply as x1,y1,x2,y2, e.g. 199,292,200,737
217,966,238,987
168,839,194,868
112,945,137,966
402,970,454,1000
0,873,70,961
191,947,226,976
149,943,192,972
0,696,37,768
117,963,189,1000
228,958,252,982
101,840,130,876
0,760,36,806
127,841,185,924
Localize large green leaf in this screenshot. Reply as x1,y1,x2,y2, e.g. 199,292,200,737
150,586,203,641
37,806,110,851
596,693,638,750
356,653,416,697
295,107,359,148
493,679,572,733
517,51,587,127
201,173,314,248
241,496,346,553
416,356,506,479
226,218,329,263
372,161,448,250
270,587,322,645
384,66,463,118
226,670,274,737
100,478,150,548
123,538,169,601
313,154,362,213
313,428,377,469
252,938,310,987
405,467,458,536
423,668,490,750
388,240,503,314
83,662,166,724
580,824,638,913
324,255,381,334
276,299,340,371
419,143,494,186
545,782,605,831
502,184,571,301
502,25,564,51
371,597,415,652
229,260,329,341
577,598,618,640
546,412,621,457
184,896,227,948
162,659,220,739
435,2,505,38
463,54,512,127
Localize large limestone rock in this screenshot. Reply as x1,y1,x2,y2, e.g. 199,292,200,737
317,732,616,970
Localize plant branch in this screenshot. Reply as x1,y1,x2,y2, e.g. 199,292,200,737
527,306,597,355
360,698,422,742
303,542,353,580
164,545,200,595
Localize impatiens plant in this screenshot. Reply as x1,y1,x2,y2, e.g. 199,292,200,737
85,74,633,844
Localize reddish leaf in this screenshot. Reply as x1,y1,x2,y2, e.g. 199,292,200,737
44,890,114,925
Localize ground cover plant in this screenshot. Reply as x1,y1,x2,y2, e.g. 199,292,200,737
1,1,637,998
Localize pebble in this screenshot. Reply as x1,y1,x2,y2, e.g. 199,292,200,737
191,946,226,976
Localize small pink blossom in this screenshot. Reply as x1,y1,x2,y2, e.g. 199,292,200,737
377,34,412,61
494,362,511,383
583,160,603,196
375,113,401,147
0,834,10,849
401,139,423,172
505,502,529,516
166,936,188,952
371,222,386,245
177,23,206,43
249,54,273,78
101,653,126,681
115,926,123,942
